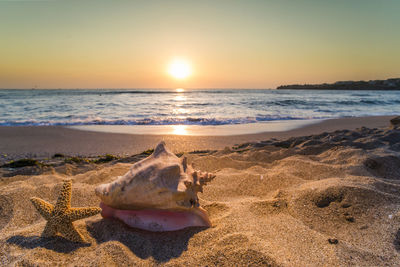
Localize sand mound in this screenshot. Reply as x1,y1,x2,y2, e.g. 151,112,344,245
1,125,400,266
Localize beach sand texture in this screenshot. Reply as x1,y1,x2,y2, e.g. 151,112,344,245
0,116,393,162
1,119,400,266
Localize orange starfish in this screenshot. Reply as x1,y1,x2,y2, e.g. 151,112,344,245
30,180,101,242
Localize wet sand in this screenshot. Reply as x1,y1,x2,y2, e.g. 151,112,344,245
0,116,393,162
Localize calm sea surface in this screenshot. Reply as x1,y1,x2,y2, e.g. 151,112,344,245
0,89,399,126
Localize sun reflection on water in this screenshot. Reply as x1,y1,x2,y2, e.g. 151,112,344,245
172,125,187,135
173,108,187,115
174,95,186,102
172,88,188,134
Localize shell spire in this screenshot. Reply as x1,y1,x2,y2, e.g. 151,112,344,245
153,141,168,157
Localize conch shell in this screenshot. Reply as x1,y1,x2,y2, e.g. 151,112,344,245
95,142,215,231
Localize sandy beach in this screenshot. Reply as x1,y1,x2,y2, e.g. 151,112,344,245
0,116,393,163
1,115,400,266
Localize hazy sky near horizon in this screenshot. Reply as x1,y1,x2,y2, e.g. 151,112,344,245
1,0,400,89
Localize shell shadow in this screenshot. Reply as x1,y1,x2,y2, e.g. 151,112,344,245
86,218,207,263
6,235,90,253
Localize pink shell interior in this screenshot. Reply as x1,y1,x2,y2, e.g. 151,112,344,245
100,202,211,232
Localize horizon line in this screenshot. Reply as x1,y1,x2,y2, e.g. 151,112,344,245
0,87,277,90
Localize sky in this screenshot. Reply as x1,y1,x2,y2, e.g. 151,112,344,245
0,0,400,89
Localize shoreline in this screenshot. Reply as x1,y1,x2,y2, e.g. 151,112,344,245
0,115,395,162
68,119,323,136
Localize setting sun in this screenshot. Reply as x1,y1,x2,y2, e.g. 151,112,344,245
168,59,192,79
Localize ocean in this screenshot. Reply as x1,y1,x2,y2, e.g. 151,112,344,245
0,89,399,126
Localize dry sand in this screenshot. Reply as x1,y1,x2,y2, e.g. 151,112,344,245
0,116,400,266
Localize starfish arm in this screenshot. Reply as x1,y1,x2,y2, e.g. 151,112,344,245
58,222,85,243
30,197,54,220
65,207,102,221
41,221,57,238
54,180,72,212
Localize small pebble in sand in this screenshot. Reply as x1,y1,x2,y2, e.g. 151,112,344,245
328,238,339,245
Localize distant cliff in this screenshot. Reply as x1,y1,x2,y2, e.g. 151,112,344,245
277,78,400,90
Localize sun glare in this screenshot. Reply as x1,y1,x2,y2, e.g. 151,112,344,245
168,59,191,79
172,125,188,135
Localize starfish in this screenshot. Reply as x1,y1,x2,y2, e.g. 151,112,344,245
30,180,101,243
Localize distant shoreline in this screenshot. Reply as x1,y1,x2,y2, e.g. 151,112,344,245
277,78,400,90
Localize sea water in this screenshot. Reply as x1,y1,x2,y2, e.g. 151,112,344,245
0,89,399,126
